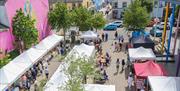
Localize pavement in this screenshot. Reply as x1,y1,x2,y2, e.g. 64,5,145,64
30,55,61,91
97,28,132,91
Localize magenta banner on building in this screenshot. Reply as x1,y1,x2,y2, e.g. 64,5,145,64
0,0,50,51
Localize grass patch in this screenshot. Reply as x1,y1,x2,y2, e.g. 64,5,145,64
38,79,47,91
0,50,19,68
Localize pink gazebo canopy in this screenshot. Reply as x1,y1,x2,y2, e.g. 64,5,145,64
134,61,168,79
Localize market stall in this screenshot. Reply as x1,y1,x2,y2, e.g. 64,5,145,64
44,44,95,91
134,61,167,90
0,34,63,91
84,84,115,91
128,47,156,62
80,31,98,41
148,76,180,91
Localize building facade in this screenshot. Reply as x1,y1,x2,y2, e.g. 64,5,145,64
49,0,92,10
0,0,50,53
110,0,131,19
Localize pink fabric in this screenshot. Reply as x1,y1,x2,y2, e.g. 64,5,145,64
134,61,168,79
0,0,50,51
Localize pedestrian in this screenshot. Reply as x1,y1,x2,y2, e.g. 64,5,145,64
26,80,31,90
125,43,128,54
45,67,49,79
34,80,38,91
121,36,124,43
114,42,118,52
116,59,120,72
105,33,108,41
114,31,118,40
103,70,108,80
119,42,122,52
128,72,133,90
122,59,125,70
102,33,105,41
118,35,121,43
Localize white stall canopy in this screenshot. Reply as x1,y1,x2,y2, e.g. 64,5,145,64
44,44,95,91
148,76,180,91
128,47,156,62
80,31,98,40
0,34,63,91
84,84,115,91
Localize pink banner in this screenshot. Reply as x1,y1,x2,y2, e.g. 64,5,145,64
0,0,50,51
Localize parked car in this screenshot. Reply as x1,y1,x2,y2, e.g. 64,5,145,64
103,24,117,31
158,22,170,30
111,20,123,28
150,26,163,37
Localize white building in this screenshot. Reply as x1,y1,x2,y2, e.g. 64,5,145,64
110,0,131,19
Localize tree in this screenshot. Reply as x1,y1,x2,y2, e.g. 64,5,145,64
48,3,72,46
123,0,150,31
138,0,153,13
12,9,38,53
72,7,93,31
91,13,106,31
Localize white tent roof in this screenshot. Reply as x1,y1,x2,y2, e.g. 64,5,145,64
84,84,115,91
148,76,180,91
35,34,63,51
44,44,95,91
128,47,156,62
0,34,63,91
80,31,98,40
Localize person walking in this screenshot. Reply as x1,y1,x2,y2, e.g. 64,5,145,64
103,70,108,80
121,35,124,43
105,33,108,41
114,31,118,40
114,42,118,52
128,72,133,90
45,67,49,79
101,33,104,41
119,42,122,52
122,59,125,70
116,59,120,72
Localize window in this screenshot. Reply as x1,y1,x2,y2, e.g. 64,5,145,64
122,2,127,8
114,2,118,8
72,3,76,9
78,3,82,7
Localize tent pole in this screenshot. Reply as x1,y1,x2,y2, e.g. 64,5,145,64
166,4,176,62
161,2,170,54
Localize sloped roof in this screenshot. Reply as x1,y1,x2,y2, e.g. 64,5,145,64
0,5,10,30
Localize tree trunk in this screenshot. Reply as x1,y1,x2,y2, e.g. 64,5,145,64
84,75,87,84
63,28,67,54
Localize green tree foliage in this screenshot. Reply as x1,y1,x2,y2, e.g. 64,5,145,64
138,0,153,13
123,0,150,31
72,7,93,31
48,3,72,43
91,13,106,31
12,9,38,50
62,57,95,91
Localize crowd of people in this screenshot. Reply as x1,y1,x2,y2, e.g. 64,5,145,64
5,48,60,91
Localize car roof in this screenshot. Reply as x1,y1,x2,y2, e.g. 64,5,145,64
113,20,123,23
